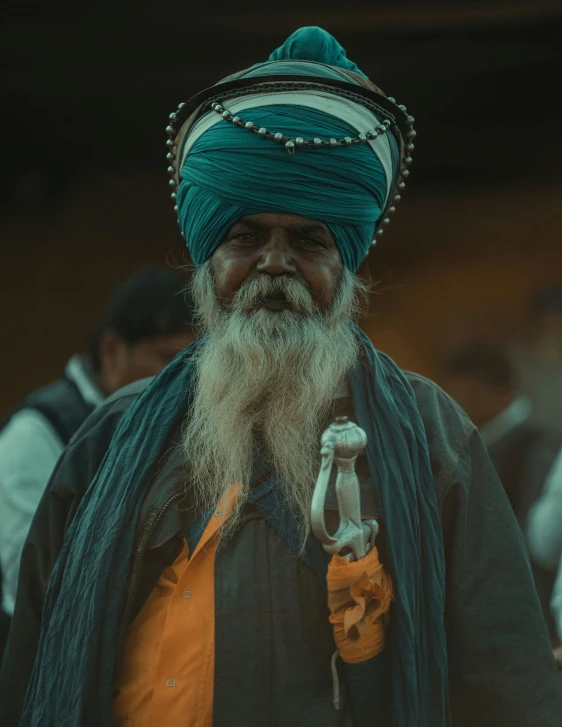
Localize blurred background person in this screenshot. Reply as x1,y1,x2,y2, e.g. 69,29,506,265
443,341,560,524
527,449,562,663
513,284,562,436
443,340,562,637
0,268,195,655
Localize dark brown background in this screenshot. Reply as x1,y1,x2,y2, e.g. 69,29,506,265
1,1,561,416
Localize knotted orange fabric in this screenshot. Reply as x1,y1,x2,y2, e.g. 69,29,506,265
327,546,393,664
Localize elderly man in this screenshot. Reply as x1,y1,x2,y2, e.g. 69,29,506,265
1,27,561,727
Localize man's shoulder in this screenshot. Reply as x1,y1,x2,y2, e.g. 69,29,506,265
52,377,154,500
0,408,64,464
68,376,154,448
0,378,66,434
404,371,474,433
3,372,96,447
404,371,476,498
79,376,152,427
98,377,154,412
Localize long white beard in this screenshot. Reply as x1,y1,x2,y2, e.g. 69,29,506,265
182,262,367,545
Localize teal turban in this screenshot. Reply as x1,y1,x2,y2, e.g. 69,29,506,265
176,27,399,272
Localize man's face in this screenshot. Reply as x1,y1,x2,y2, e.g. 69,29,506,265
123,332,195,380
209,212,343,312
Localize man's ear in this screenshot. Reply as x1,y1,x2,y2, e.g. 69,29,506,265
97,330,128,381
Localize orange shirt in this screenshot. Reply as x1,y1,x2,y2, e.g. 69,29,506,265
112,490,238,727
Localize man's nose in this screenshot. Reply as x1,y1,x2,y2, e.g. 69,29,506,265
256,234,296,276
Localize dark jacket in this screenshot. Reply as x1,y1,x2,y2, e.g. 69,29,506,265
2,375,562,726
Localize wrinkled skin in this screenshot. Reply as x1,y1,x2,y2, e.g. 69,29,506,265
210,212,343,312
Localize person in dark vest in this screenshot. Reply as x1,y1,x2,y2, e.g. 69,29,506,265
2,27,562,727
0,268,195,651
443,340,562,636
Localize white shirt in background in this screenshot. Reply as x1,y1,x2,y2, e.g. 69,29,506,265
0,356,104,615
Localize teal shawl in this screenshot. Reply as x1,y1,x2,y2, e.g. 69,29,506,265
21,328,450,726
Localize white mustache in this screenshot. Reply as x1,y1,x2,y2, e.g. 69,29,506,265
231,275,317,316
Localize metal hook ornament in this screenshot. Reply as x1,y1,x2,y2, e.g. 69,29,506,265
311,416,378,562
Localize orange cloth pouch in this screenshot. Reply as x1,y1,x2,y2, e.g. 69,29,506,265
327,546,393,664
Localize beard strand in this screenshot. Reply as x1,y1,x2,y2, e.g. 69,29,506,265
182,263,367,546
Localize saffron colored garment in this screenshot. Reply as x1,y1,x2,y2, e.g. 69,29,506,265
113,489,239,727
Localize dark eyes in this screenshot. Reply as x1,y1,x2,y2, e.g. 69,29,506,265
230,233,325,249
231,233,257,242
298,238,326,248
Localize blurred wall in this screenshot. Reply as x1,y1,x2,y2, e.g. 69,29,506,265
366,182,562,383
0,173,185,416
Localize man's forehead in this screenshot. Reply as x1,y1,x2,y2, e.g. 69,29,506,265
230,213,332,236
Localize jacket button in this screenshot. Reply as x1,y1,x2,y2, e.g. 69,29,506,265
166,678,176,687
182,590,192,599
